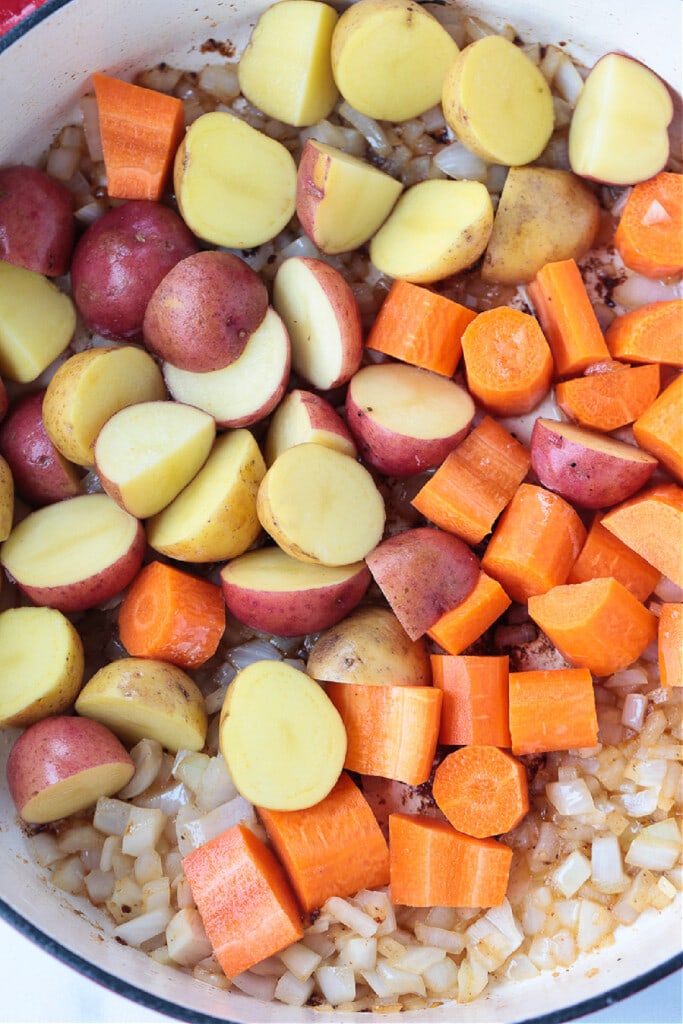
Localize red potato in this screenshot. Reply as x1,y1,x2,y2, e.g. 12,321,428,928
0,389,82,506
143,250,268,372
345,362,475,477
0,164,75,277
272,256,363,390
220,546,371,636
530,418,659,510
365,527,480,640
70,200,199,340
7,715,134,825
264,388,356,465
0,492,145,613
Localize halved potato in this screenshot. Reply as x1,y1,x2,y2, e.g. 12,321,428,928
0,260,75,383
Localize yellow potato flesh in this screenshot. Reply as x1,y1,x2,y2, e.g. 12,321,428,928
75,658,207,753
442,35,554,166
0,606,84,727
369,179,493,283
219,660,346,810
331,0,459,121
238,0,339,127
174,112,297,249
223,545,367,591
21,762,135,825
0,260,75,383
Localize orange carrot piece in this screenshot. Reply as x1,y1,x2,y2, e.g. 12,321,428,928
601,483,683,589
412,415,531,545
431,654,511,746
428,571,512,655
555,363,661,432
366,279,476,377
633,373,683,483
182,824,303,978
613,172,683,279
508,667,598,755
93,72,185,202
432,744,528,838
527,258,611,377
389,813,512,908
461,307,554,416
325,682,442,786
257,772,390,914
605,300,683,367
118,560,226,669
658,603,683,688
568,515,661,602
528,577,658,678
481,483,587,604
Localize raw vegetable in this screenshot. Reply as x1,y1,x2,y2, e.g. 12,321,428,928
0,455,12,541
658,603,682,688
601,483,683,589
632,373,683,482
604,299,683,366
264,388,357,465
427,572,512,656
0,260,75,383
567,515,661,601
555,363,662,432
0,164,75,277
508,668,598,755
431,654,511,747
612,171,683,278
432,745,529,838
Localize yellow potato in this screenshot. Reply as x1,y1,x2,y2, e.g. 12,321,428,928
75,657,207,753
219,660,347,810
481,167,601,284
146,429,266,562
238,0,339,127
307,606,432,686
0,260,75,383
331,0,459,121
442,35,554,166
0,454,13,541
369,179,493,283
0,606,84,727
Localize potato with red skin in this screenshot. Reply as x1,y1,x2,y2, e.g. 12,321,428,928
0,390,82,506
144,250,269,372
70,200,199,340
0,164,75,277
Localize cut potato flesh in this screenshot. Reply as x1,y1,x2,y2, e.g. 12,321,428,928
0,260,75,383
264,388,357,465
174,111,297,249
223,546,367,593
22,763,134,824
257,442,385,566
219,660,347,810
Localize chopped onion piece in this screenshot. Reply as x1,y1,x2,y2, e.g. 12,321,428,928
591,834,627,892
433,141,489,182
625,818,682,870
46,144,81,182
273,970,315,1007
79,93,103,161
553,53,585,104
166,908,213,967
324,896,379,938
338,101,392,157
114,907,174,946
315,964,356,1006
94,797,133,837
576,899,613,952
335,934,377,970
546,778,596,816
279,941,321,982
552,850,592,898
122,806,166,857
229,637,283,670
117,738,164,799
231,970,278,1001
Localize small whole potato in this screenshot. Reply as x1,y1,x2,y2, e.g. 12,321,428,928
143,250,269,372
70,199,199,339
0,164,75,277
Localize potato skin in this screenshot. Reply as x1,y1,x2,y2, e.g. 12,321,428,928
0,389,82,506
0,164,75,277
70,200,199,340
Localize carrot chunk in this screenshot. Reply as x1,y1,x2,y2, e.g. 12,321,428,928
118,560,226,669
659,603,683,688
527,258,610,377
613,171,683,279
528,577,658,678
432,745,529,838
431,654,511,747
365,278,476,377
633,373,683,483
555,363,661,432
182,824,303,978
389,813,512,908
508,667,598,755
568,515,661,602
605,299,683,367
601,483,683,589
325,682,442,786
428,571,512,655
257,772,390,914
412,415,531,545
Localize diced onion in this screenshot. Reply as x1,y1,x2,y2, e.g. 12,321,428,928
433,141,489,182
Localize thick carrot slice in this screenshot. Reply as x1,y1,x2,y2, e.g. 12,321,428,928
613,172,683,279
412,415,530,545
658,603,682,688
93,72,185,201
461,307,554,416
431,654,511,746
325,682,442,786
118,560,226,669
633,373,683,483
389,813,512,908
527,258,610,377
568,515,661,602
555,363,661,432
427,571,512,655
257,772,390,914
432,745,529,838
605,300,683,367
365,278,477,377
528,577,658,678
601,483,683,589
481,483,587,604
182,824,303,978
508,667,598,755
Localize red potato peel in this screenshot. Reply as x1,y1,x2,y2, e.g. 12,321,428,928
0,389,82,506
0,164,76,277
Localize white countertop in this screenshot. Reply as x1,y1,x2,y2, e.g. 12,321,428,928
0,915,680,1024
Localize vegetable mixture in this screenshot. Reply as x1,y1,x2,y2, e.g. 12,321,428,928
0,0,681,1012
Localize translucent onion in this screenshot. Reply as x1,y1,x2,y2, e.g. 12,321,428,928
433,141,489,182
315,964,356,1005
113,907,174,946
231,970,278,1001
546,778,596,816
273,970,315,1007
338,101,392,157
117,738,164,799
121,806,166,857
166,908,213,967
324,896,379,938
